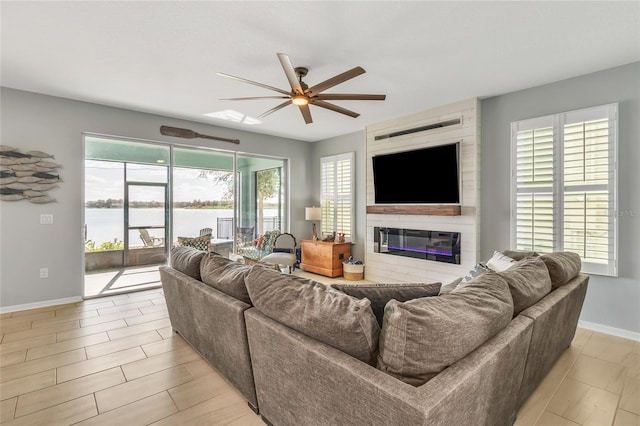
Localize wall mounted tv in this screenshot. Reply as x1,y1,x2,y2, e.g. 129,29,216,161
372,142,460,204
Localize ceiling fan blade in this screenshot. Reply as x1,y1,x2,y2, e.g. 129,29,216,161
220,96,290,101
217,72,291,96
307,67,366,97
315,94,386,101
258,100,292,119
312,100,360,118
277,53,303,95
298,104,313,124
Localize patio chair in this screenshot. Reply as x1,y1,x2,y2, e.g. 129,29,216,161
261,232,297,273
237,227,255,244
139,229,164,247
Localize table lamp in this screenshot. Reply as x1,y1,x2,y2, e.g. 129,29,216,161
305,207,321,240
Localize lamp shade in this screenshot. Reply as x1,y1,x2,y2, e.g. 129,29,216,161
305,207,321,221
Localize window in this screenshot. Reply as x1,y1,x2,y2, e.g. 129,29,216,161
320,152,355,240
511,103,617,276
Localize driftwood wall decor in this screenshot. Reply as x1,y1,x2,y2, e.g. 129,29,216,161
0,145,62,203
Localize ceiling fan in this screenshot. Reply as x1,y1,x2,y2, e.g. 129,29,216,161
217,53,386,124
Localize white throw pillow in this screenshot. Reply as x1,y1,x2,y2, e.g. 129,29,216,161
486,251,517,272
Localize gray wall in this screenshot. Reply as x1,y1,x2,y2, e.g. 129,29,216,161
481,62,640,334
0,88,312,308
310,130,367,262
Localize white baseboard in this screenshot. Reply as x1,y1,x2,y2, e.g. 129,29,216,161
0,296,83,314
579,320,640,342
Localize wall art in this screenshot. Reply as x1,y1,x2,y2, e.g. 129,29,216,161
0,145,62,203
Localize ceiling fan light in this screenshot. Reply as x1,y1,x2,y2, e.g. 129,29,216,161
292,95,309,106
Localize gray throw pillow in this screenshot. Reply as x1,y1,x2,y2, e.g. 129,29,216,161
502,250,539,261
333,282,442,326
539,252,582,289
200,253,252,304
170,246,206,280
245,266,380,365
438,277,463,295
377,272,514,386
455,263,490,289
497,256,552,316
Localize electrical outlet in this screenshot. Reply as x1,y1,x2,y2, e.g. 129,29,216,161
39,268,49,278
40,214,53,224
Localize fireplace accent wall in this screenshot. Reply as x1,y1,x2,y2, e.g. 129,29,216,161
374,227,461,264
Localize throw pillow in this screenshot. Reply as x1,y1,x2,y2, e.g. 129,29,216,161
496,256,552,316
200,253,252,304
244,266,380,365
438,277,463,295
169,246,206,280
178,234,211,252
539,252,582,289
377,272,513,386
486,250,517,272
455,263,491,290
333,282,442,326
502,250,539,261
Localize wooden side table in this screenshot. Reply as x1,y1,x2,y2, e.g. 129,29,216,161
300,240,351,277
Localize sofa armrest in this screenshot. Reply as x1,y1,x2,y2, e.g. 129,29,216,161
517,274,589,407
245,309,533,426
159,266,258,407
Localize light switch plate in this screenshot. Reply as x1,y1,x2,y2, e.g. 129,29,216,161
40,214,53,224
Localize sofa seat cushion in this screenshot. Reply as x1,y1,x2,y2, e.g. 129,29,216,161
497,256,552,316
200,253,252,304
539,252,582,289
377,272,514,386
333,282,442,327
170,246,206,280
245,266,380,365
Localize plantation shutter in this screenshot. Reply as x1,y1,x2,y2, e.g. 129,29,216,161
320,152,354,239
511,104,617,276
561,106,617,275
512,116,556,253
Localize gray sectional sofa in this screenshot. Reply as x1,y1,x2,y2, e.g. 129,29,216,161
160,247,588,425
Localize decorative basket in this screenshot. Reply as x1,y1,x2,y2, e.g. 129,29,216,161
343,263,364,281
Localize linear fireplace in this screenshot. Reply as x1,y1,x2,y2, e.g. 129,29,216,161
373,227,461,264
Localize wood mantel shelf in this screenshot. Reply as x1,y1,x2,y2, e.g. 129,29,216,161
366,205,461,216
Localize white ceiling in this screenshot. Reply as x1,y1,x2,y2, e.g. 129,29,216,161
2,1,639,142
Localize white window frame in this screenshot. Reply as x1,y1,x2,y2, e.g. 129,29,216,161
510,103,618,276
320,152,355,240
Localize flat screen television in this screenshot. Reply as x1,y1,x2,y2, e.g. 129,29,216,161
372,142,460,204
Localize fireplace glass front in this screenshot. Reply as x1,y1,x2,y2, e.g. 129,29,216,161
374,227,461,264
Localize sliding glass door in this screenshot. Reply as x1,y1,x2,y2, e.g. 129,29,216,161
84,135,288,297
237,155,286,240
171,147,235,243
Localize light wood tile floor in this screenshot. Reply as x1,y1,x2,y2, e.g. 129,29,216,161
0,289,262,426
0,286,638,425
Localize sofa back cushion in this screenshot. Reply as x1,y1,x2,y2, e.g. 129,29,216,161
200,253,252,304
245,266,380,365
170,246,206,280
539,252,582,289
497,256,552,316
333,282,442,327
377,272,513,386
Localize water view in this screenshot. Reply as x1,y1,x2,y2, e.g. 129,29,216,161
85,208,278,246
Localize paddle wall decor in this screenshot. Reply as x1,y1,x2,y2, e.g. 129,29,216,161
0,145,62,204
